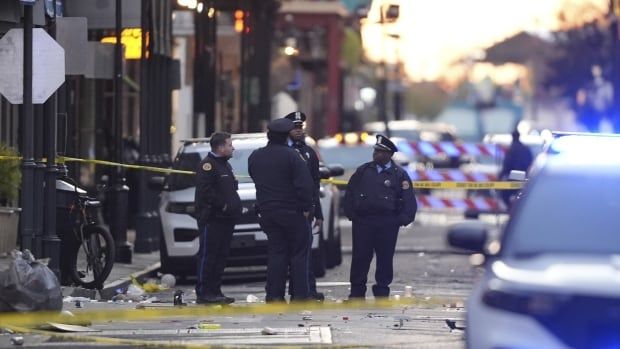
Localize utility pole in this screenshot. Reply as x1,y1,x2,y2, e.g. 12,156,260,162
20,2,36,254
111,0,132,263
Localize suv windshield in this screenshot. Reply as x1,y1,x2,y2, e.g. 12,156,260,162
320,145,373,170
167,146,255,191
503,173,620,257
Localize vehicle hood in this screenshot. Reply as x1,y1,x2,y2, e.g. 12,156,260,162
165,182,256,202
491,255,620,297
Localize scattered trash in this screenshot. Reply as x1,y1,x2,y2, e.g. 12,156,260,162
342,316,349,321
424,296,431,301
173,290,186,306
417,252,425,257
302,316,312,321
393,295,401,300
160,274,176,288
297,324,304,327
404,286,413,298
0,250,62,312
443,302,465,309
74,300,82,308
246,294,259,303
139,296,159,304
40,323,99,332
450,269,455,273
198,323,221,330
126,284,145,298
62,296,92,303
261,327,277,335
393,315,411,329
445,319,466,331
10,336,23,346
301,310,312,316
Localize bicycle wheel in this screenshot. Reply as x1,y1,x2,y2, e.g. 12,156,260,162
68,225,115,289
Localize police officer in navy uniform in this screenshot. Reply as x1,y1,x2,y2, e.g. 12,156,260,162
344,134,417,299
285,111,325,301
194,132,242,304
248,118,314,302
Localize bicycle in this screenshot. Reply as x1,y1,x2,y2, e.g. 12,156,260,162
57,176,115,290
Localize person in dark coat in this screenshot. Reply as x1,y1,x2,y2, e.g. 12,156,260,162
285,111,325,301
344,134,417,299
194,132,242,304
499,129,533,208
248,118,314,302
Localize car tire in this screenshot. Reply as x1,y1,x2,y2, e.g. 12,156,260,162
312,232,326,278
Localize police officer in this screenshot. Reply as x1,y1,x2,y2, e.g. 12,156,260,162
285,111,324,301
194,132,242,304
499,129,533,208
344,134,417,299
248,118,314,302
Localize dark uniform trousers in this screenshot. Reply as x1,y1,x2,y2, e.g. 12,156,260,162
259,211,310,301
196,219,235,297
350,216,400,297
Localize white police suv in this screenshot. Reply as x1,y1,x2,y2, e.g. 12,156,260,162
158,133,343,278
449,133,620,348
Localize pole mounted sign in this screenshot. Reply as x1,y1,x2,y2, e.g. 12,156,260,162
0,28,65,104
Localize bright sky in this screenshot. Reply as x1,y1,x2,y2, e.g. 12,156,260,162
361,0,607,81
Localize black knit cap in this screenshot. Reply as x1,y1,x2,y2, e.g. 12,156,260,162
267,118,294,133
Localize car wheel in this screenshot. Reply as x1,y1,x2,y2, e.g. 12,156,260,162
312,232,326,278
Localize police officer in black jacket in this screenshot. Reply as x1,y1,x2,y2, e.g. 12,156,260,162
344,134,417,299
248,118,314,302
194,132,242,304
285,111,324,300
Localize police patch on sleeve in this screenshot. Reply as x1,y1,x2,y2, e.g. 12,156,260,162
402,180,410,190
202,163,212,171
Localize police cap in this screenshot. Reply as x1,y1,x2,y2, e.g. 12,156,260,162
374,134,398,153
267,118,294,133
284,111,306,125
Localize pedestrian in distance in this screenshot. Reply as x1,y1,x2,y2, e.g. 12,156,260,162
285,111,325,301
498,129,533,208
194,132,242,304
344,134,417,300
248,118,315,303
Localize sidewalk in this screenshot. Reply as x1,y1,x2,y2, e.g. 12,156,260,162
0,230,163,300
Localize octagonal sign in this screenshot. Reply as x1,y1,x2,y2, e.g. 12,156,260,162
0,28,65,104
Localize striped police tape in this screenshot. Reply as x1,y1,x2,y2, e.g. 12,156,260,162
0,155,523,190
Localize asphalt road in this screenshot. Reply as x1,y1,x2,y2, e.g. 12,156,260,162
1,213,505,348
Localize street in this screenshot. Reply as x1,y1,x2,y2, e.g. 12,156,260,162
0,213,504,348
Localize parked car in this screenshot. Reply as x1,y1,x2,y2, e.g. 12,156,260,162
448,133,620,349
156,133,343,279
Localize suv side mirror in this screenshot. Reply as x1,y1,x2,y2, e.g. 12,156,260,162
319,167,331,179
148,176,166,191
328,164,344,177
447,221,488,253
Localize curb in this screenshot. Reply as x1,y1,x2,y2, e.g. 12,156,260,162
100,262,161,300
342,246,468,255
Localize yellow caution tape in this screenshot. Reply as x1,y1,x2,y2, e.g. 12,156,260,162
0,297,448,329
322,178,523,190
0,155,524,189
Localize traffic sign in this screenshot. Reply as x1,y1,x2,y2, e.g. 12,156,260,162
0,28,65,104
